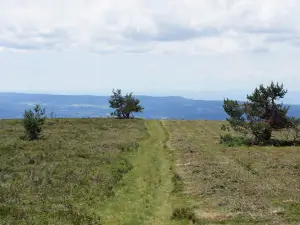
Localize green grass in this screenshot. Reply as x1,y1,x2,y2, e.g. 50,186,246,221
1,118,300,224
165,120,300,224
96,120,186,225
0,118,147,224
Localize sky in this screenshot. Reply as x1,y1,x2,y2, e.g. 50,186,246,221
1,0,300,102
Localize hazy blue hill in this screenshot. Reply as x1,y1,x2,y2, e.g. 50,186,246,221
0,92,299,119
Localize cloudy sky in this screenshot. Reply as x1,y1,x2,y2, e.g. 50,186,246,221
1,0,300,101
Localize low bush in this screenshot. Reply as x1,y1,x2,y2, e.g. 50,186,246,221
172,207,197,223
220,133,250,147
172,173,184,193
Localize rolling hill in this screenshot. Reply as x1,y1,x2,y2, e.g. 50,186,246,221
0,92,300,119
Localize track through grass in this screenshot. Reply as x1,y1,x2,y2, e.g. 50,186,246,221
4,118,299,224
99,120,186,225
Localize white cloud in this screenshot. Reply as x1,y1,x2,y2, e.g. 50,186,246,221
1,0,300,54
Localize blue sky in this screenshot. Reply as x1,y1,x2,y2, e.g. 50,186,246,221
1,0,300,102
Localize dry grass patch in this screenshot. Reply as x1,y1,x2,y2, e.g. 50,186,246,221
165,120,300,224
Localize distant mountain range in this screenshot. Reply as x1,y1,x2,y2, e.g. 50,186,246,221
0,92,300,120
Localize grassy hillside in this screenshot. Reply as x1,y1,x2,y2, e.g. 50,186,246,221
165,120,300,224
1,119,300,224
0,119,148,224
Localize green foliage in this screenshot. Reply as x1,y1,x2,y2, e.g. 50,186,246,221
171,207,197,223
245,82,290,132
223,99,245,120
222,82,299,144
285,117,300,141
23,104,46,140
109,89,144,119
220,133,249,147
111,157,133,183
171,172,184,193
117,141,139,152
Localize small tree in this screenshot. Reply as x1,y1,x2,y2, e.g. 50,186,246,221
222,82,298,144
109,89,144,119
23,104,46,140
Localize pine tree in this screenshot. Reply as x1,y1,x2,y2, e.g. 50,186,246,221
223,82,296,143
23,104,46,140
109,89,144,119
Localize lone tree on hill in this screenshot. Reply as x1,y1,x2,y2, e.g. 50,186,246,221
222,81,300,144
109,89,144,119
23,104,46,140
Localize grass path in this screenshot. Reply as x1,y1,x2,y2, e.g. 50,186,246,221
99,120,186,225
